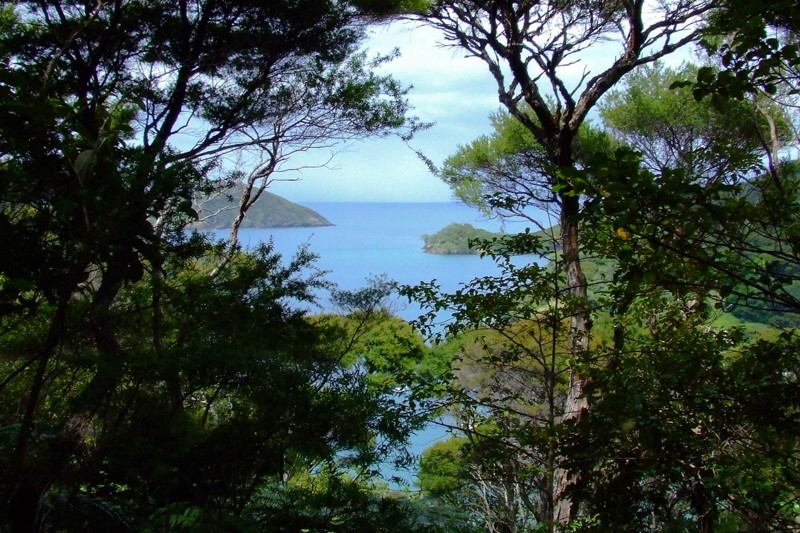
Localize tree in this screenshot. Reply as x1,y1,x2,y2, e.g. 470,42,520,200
438,109,612,226
405,15,800,531
419,432,537,533
399,1,800,530
554,289,800,531
675,0,799,193
589,62,800,328
405,233,576,531
600,62,787,181
565,63,800,531
682,0,800,102
0,1,428,529
410,0,717,519
0,232,438,530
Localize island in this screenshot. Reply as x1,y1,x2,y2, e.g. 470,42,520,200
422,223,563,255
193,189,333,229
422,223,499,254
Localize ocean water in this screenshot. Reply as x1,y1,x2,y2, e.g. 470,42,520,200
225,202,543,483
233,202,539,322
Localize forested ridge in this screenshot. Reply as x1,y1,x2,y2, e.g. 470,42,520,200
193,189,333,229
1,1,800,532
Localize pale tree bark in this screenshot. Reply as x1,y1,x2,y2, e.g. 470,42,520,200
754,94,791,195
418,0,714,524
208,141,281,278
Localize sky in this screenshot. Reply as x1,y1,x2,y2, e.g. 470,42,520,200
269,22,501,203
268,20,696,203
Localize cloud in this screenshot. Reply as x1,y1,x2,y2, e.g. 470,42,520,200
271,23,501,203
272,20,699,203
367,23,499,121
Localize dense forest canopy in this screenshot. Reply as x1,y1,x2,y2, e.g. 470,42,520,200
1,0,800,532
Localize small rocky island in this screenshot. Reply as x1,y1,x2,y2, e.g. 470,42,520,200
193,189,332,229
422,223,499,254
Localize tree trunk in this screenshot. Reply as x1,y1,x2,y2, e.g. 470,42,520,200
553,192,590,523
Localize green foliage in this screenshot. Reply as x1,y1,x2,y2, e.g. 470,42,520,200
583,148,800,328
421,223,499,255
571,102,800,530
438,109,613,215
351,0,433,17
0,235,441,530
0,1,441,530
600,62,785,181
407,9,800,529
403,231,579,530
564,297,800,531
679,0,800,101
418,437,469,497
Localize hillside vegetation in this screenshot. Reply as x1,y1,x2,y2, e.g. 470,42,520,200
421,223,498,254
194,189,333,229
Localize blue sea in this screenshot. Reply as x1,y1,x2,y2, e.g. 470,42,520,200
233,202,539,322
223,202,543,485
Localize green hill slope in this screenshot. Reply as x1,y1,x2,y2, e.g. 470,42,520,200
422,223,499,254
194,190,333,229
